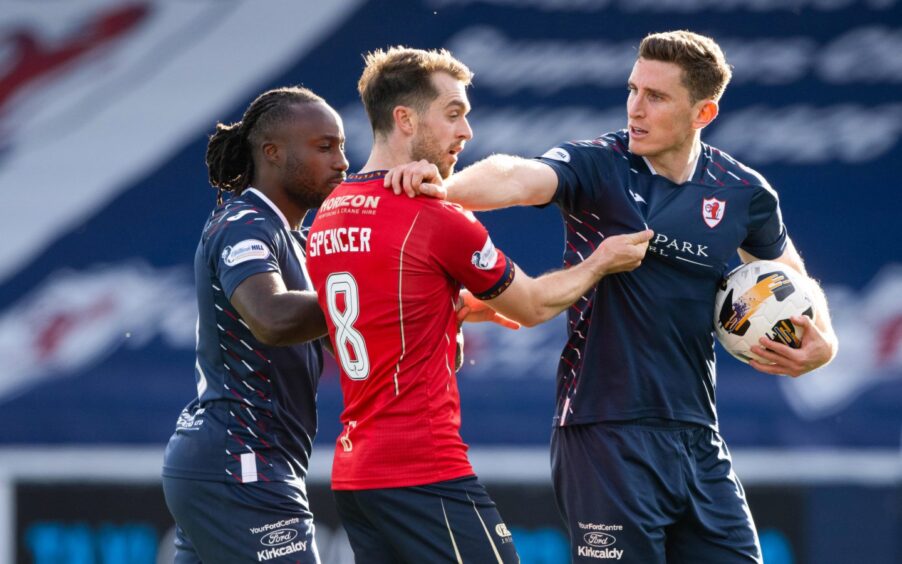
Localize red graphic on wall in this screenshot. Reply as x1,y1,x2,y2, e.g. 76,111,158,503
0,4,149,116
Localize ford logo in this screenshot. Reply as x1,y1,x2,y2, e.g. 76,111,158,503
583,532,616,547
261,528,298,547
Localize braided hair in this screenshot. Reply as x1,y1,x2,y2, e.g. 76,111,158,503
205,86,324,204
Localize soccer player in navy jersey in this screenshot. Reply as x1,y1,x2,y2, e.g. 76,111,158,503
305,46,652,564
161,86,348,564
387,31,839,563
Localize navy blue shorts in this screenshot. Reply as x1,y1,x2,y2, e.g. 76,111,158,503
333,475,519,563
162,475,320,564
551,421,761,563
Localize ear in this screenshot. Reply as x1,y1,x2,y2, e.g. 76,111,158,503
261,140,280,165
692,100,719,130
392,106,417,136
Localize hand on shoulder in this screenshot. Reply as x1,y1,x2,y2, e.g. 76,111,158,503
384,160,447,199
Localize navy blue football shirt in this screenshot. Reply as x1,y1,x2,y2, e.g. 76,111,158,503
537,130,787,428
163,188,322,484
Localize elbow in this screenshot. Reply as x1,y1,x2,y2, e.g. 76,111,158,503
516,307,554,328
501,287,559,328
826,332,840,363
498,310,541,329
244,312,293,346
518,313,544,328
247,323,286,347
247,308,326,346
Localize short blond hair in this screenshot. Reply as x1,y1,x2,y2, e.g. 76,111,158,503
639,30,732,103
358,46,473,136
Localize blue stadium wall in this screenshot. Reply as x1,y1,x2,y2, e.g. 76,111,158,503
1,2,900,562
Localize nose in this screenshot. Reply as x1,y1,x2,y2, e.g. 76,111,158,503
627,92,644,119
459,116,473,141
335,149,349,172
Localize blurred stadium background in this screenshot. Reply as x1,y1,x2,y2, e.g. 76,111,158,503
1,1,901,562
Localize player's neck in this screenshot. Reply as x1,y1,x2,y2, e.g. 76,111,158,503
359,140,412,174
250,184,305,230
644,136,701,185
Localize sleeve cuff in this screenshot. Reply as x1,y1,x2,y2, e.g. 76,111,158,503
472,259,516,300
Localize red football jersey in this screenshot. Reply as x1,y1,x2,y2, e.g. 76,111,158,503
306,171,514,490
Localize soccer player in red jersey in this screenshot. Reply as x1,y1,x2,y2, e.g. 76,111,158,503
305,46,652,563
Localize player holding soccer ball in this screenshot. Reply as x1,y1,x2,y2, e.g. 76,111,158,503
388,31,838,564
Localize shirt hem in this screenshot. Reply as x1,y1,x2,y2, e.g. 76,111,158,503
331,467,475,491
161,467,305,483
553,410,717,430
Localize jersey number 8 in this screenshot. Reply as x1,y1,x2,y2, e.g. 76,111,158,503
326,272,370,380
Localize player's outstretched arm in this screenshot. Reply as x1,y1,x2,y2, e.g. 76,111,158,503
740,241,839,377
230,272,328,346
456,290,520,329
484,229,653,327
385,155,558,211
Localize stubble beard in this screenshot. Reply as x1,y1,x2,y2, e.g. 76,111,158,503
411,129,454,180
285,154,332,209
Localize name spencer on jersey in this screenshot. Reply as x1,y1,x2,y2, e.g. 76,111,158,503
307,227,372,257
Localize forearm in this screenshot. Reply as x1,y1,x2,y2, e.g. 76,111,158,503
522,262,605,325
484,229,652,328
446,154,555,211
234,288,327,346
489,260,605,328
806,278,837,350
259,291,328,346
231,273,328,346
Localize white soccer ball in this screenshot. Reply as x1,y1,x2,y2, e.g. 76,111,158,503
714,260,815,364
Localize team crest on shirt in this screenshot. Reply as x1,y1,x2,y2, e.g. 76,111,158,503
222,239,270,266
471,236,499,270
702,197,726,228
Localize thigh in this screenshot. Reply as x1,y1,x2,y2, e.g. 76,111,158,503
162,475,320,564
171,525,202,564
667,430,762,564
333,490,401,564
435,478,518,564
551,423,686,564
341,477,519,563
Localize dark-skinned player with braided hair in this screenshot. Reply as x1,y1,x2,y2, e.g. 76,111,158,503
161,86,348,564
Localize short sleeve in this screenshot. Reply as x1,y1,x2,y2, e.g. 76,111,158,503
741,183,788,260
535,140,614,213
430,203,515,300
207,212,282,298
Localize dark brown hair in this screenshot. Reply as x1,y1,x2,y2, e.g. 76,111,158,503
358,46,472,137
638,31,732,103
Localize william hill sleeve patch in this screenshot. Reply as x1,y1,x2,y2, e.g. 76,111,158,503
222,239,271,267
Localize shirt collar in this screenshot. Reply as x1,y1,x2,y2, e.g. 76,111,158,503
641,143,702,183
244,187,290,230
